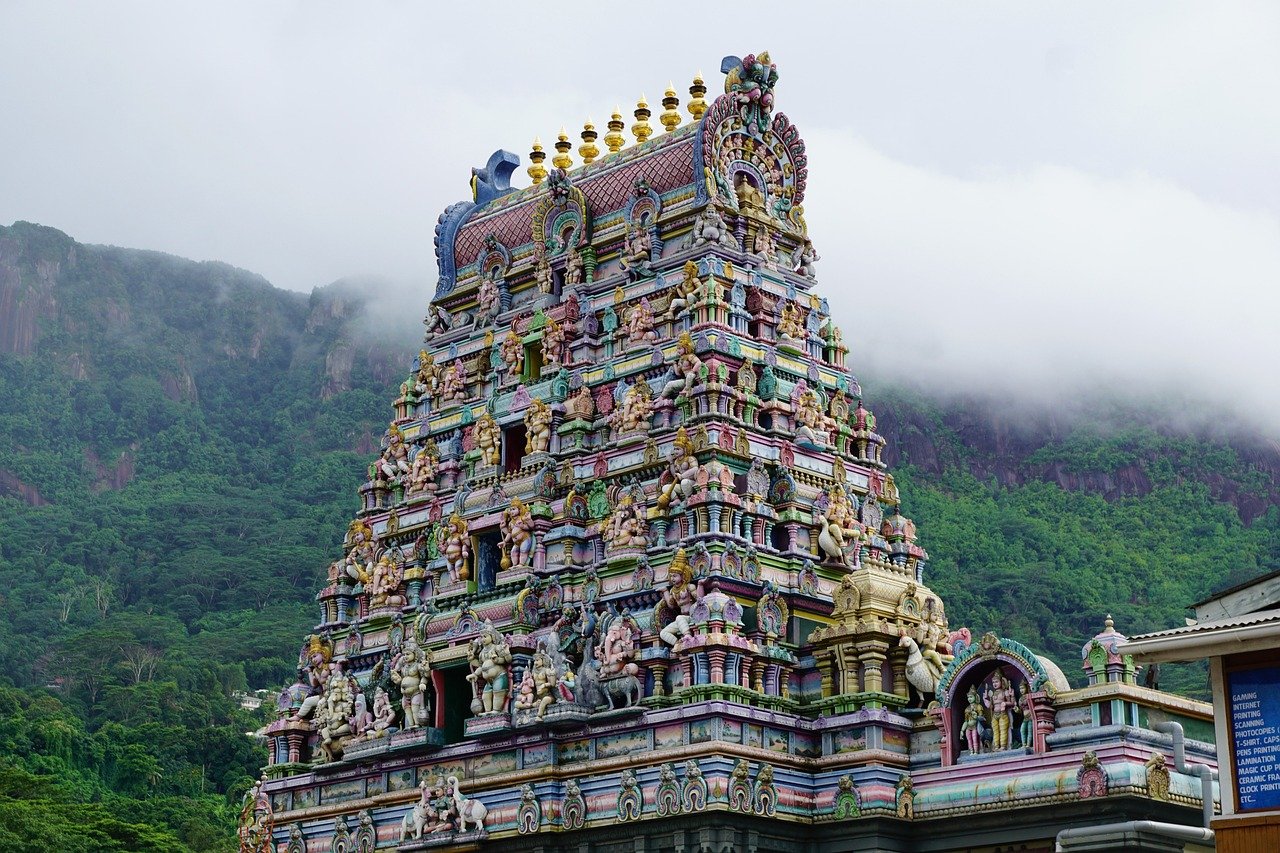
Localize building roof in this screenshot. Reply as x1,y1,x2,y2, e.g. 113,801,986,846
1189,567,1280,619
1119,609,1280,663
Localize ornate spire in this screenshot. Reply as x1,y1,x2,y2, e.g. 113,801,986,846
527,137,547,185
578,120,599,165
552,128,573,171
688,72,708,119
631,95,653,144
660,83,681,132
604,108,626,154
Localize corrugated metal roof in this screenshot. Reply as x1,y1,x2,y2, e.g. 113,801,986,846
1124,609,1280,642
1189,568,1280,608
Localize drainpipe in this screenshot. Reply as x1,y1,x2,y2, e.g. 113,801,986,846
1055,821,1214,852
1153,720,1218,829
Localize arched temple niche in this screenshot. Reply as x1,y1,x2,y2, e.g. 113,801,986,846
930,633,1070,767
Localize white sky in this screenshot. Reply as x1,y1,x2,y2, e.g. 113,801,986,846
2,2,1278,430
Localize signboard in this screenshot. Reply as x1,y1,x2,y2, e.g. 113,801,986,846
1229,665,1280,811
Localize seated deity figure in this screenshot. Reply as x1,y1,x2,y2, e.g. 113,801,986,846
656,550,702,647
413,350,439,403
540,318,567,369
391,634,432,729
610,383,653,435
601,494,648,550
691,205,737,249
535,255,554,294
500,330,524,381
349,690,374,738
367,551,405,608
524,398,553,455
794,239,819,278
438,359,467,405
793,389,830,447
817,484,861,566
752,225,778,265
564,245,584,288
406,443,438,495
596,614,640,679
665,260,701,320
656,427,699,512
375,425,412,482
620,299,658,349
500,496,535,570
473,412,500,466
477,273,501,324
439,513,470,582
466,622,512,715
370,686,397,737
777,301,806,343
315,667,356,762
620,222,654,279
660,332,703,400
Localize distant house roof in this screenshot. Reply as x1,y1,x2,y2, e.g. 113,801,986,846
1121,610,1280,663
1190,568,1280,609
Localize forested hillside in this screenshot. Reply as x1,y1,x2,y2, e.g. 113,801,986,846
0,222,1276,848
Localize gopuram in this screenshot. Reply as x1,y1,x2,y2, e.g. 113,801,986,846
248,53,1220,852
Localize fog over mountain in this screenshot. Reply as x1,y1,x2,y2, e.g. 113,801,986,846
2,1,1278,430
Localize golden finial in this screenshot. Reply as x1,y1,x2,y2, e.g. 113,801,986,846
578,119,599,165
527,137,548,185
604,108,626,154
660,83,681,132
553,128,573,171
631,95,653,144
688,72,708,120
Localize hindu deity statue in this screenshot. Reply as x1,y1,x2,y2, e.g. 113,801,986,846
500,496,535,570
540,317,567,369
691,206,737,249
500,330,524,381
367,551,406,608
524,398,553,455
525,644,569,719
315,667,356,763
621,222,654,279
341,519,377,585
656,427,700,512
414,350,439,403
375,425,412,482
406,443,439,496
1018,681,1034,748
620,298,658,349
601,494,648,550
752,225,778,266
984,671,1017,751
370,686,397,737
656,550,702,647
666,260,701,320
794,240,819,278
660,332,703,400
961,685,985,754
535,255,554,294
793,389,830,447
439,513,470,582
564,245,584,288
473,412,500,467
553,603,597,668
477,273,501,324
349,690,374,739
777,301,806,343
817,484,862,566
466,621,513,716
391,634,432,729
439,359,467,405
611,382,653,435
596,613,641,679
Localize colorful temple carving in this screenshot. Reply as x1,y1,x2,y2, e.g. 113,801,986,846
253,53,1219,851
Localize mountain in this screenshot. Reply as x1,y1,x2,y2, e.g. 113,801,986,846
0,222,1276,848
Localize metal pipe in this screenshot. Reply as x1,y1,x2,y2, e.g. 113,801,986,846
1055,820,1214,852
1153,720,1218,829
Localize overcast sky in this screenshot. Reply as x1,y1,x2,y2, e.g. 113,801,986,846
3,2,1279,431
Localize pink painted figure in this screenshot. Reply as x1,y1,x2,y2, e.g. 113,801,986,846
961,686,984,754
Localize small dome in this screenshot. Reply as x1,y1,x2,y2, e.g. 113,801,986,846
1081,614,1128,661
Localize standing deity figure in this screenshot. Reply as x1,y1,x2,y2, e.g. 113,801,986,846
367,551,405,608
752,225,778,265
621,299,658,348
500,496,535,570
414,350,439,403
315,666,356,762
817,484,862,566
611,383,653,434
656,427,700,512
527,644,565,719
349,690,374,738
342,519,377,585
601,494,649,550
473,412,500,467
564,245,584,288
1018,681,1035,749
391,635,433,729
407,443,439,496
370,686,397,736
794,240,819,278
439,359,468,405
621,222,654,279
524,398,553,454
290,634,335,721
439,513,470,582
376,425,412,482
535,255,555,294
466,622,513,715
984,671,1017,751
777,301,807,342
500,330,524,381
661,332,703,399
656,550,702,647
961,686,985,754
691,206,736,248
540,318,567,369
477,273,501,324
794,389,830,447
666,260,702,320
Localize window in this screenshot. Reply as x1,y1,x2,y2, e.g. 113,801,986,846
524,343,543,382
502,424,527,473
474,529,501,593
